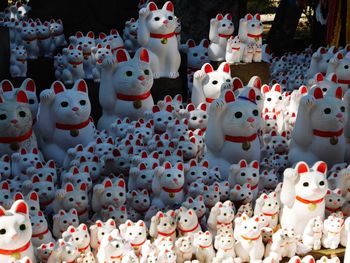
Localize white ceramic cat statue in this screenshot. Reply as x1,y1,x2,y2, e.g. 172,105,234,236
98,48,154,130
208,13,234,62
288,86,347,167
226,36,242,64
61,44,85,85
37,80,95,165
0,200,36,262
205,89,261,176
280,161,328,235
138,1,181,78
0,87,37,155
10,46,27,77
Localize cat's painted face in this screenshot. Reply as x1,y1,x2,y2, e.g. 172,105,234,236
261,84,283,112
325,189,344,209
102,205,127,226
121,220,147,243
98,29,124,52
14,191,40,215
31,174,55,204
309,86,347,132
128,189,150,212
230,183,253,203
186,103,208,130
0,182,12,209
49,19,64,33
294,161,328,200
11,46,27,60
234,159,260,187
113,49,153,95
37,242,55,261
65,223,90,248
0,200,32,250
20,21,36,38
65,166,92,191
64,44,83,63
30,210,48,235
61,183,89,214
203,182,220,208
73,31,95,53
214,13,234,35
177,208,197,229
201,63,232,100
92,44,112,65
0,90,32,137
222,90,260,137
195,231,212,246
152,105,174,132
244,14,263,36
35,21,50,37
159,162,184,189
259,192,280,213
154,210,176,233
58,239,80,261
236,214,261,238
145,2,177,34
54,208,79,232
97,178,126,208
51,80,91,124
183,195,206,219
186,39,209,69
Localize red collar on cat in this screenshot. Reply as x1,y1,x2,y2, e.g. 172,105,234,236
231,47,240,50
131,238,146,247
52,31,64,37
162,186,183,193
178,222,199,233
205,98,214,103
68,60,83,66
225,133,257,143
247,33,262,38
263,211,278,217
218,33,231,38
199,244,212,249
56,118,91,130
116,91,151,101
16,58,26,63
325,207,340,212
313,129,343,138
241,234,260,241
0,241,31,255
0,129,32,144
77,208,88,216
296,195,324,205
338,79,350,84
37,35,50,41
78,243,90,253
23,36,36,42
150,31,175,39
32,228,49,238
158,229,176,237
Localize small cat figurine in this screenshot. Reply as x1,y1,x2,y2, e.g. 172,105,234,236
0,86,37,155
35,19,55,58
30,210,54,247
208,13,234,62
138,1,181,78
61,44,85,85
124,18,139,52
10,46,27,77
0,200,35,262
38,80,95,165
226,36,242,64
49,19,67,48
98,29,124,54
52,208,79,239
18,21,39,59
98,48,154,129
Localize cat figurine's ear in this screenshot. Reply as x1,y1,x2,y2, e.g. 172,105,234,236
17,90,28,104
147,1,158,11
11,199,29,216
115,49,130,63
21,78,36,93
51,81,66,94
0,79,14,93
162,1,174,12
73,79,88,94
139,48,150,63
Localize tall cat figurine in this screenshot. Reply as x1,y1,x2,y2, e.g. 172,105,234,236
138,1,181,78
0,200,36,262
0,87,37,155
208,13,234,62
205,89,261,177
98,48,154,130
10,46,27,78
226,36,242,64
37,80,95,165
191,62,231,107
288,86,347,167
61,44,85,85
280,161,328,235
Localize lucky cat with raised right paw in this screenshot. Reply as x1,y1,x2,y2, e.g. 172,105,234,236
37,79,95,165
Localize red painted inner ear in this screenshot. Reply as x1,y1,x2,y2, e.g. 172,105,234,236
223,63,230,73
165,2,174,12
15,201,28,215
53,81,65,94
262,85,270,93
204,64,213,73
187,39,195,48
316,162,327,174
1,80,13,92
16,90,28,103
217,14,223,21
139,49,149,63
148,2,158,11
116,50,128,62
246,14,253,20
297,163,309,174
77,80,87,93
225,90,235,103
202,39,209,48
335,87,342,99
313,87,323,99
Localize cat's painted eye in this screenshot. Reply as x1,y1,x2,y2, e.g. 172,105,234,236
168,16,173,20
324,108,331,114
79,100,86,106
125,71,133,77
19,224,26,231
319,181,325,186
345,65,349,69
0,229,6,235
144,69,149,75
212,80,218,85
222,23,226,27
0,114,7,120
154,17,160,21
267,98,272,102
28,99,35,104
234,111,242,118
61,101,69,108
192,53,198,57
252,110,259,116
302,182,309,187
18,111,26,118
341,106,345,112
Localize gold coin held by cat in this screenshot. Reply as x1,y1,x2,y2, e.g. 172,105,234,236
308,203,317,211
330,136,338,145
169,193,175,198
70,129,79,137
133,100,142,109
161,38,168,44
242,141,251,151
10,142,20,151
